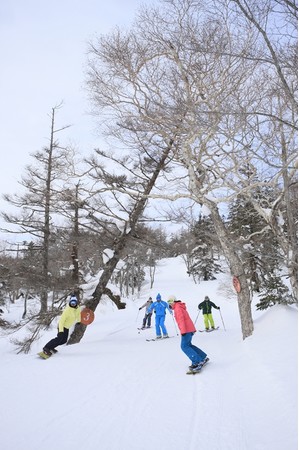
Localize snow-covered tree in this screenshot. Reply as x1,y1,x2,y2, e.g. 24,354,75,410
188,215,222,282
228,188,281,292
256,272,295,310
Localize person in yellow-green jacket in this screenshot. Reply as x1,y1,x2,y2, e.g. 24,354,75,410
42,296,82,356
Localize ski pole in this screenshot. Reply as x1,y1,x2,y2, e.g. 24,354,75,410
219,309,226,331
194,311,200,325
136,309,140,323
171,314,179,336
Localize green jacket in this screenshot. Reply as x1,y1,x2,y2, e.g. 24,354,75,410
58,305,81,332
198,300,219,315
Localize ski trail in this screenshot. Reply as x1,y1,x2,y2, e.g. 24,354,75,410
183,362,244,450
187,330,250,450
186,375,203,450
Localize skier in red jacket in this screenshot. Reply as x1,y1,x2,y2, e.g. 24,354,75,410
168,295,209,372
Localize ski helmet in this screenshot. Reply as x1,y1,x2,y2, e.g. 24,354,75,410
69,297,78,307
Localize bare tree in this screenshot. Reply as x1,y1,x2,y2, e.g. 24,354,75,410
1,104,73,312
223,0,298,297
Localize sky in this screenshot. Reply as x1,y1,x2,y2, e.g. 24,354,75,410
0,256,297,450
0,0,158,235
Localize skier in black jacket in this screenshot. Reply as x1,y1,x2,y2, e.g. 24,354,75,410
198,296,220,331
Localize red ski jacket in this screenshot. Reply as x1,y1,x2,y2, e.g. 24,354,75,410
171,301,196,335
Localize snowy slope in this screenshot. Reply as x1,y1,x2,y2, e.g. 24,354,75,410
0,256,297,450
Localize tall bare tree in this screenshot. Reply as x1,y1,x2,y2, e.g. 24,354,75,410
1,104,72,312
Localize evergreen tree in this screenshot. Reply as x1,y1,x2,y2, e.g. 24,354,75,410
188,215,222,282
256,272,295,310
228,189,281,292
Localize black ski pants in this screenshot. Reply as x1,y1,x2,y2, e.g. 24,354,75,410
44,327,69,351
142,312,152,327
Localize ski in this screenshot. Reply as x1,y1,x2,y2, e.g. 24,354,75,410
186,358,210,375
198,326,219,333
137,327,152,330
146,336,175,342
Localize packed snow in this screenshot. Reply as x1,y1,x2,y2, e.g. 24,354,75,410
0,256,297,450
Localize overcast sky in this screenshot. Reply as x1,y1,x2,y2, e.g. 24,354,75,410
0,0,158,237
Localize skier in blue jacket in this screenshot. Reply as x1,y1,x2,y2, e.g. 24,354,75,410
148,293,172,339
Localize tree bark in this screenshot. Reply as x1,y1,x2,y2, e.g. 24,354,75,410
206,200,254,339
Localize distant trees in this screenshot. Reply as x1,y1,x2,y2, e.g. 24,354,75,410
111,224,170,295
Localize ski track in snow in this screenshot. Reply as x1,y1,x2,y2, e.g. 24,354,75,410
184,333,249,450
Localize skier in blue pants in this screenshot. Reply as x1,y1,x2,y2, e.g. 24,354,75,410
148,293,172,339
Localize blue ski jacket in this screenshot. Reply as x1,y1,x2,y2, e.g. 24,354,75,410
148,300,172,316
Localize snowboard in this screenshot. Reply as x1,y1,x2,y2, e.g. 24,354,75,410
198,326,219,333
186,358,210,375
37,351,52,359
81,308,95,325
37,349,58,359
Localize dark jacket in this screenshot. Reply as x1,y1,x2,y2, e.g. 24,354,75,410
198,299,219,315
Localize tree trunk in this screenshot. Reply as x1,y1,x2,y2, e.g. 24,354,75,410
71,184,80,285
40,108,56,313
207,201,254,339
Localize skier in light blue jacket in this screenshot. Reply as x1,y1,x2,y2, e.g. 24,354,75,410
148,293,172,339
